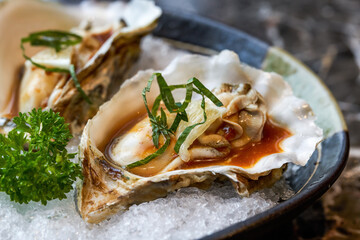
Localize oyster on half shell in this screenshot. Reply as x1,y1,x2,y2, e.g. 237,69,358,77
0,0,161,134
78,50,323,223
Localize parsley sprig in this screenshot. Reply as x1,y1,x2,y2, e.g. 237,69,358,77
126,73,223,169
21,30,92,104
0,109,82,205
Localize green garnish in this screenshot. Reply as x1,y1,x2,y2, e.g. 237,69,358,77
20,30,92,104
22,30,83,52
126,73,223,169
0,108,82,205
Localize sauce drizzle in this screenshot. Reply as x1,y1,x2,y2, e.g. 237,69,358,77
180,120,292,169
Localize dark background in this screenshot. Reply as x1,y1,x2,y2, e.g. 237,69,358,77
153,1,360,239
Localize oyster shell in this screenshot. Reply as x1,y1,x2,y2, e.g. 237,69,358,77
78,50,323,223
0,0,161,134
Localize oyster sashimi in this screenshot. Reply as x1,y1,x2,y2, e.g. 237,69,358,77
78,50,323,223
0,0,161,134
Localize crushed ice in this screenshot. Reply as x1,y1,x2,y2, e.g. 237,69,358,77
0,179,293,240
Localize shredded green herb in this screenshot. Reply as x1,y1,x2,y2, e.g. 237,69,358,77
20,30,92,104
0,108,82,205
126,73,223,169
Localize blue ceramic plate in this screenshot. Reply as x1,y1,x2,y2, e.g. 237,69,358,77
153,10,349,239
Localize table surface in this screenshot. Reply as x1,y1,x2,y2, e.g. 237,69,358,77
154,0,360,239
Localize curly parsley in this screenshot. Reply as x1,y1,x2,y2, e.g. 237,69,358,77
0,109,82,205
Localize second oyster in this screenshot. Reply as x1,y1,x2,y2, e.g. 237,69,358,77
0,0,161,134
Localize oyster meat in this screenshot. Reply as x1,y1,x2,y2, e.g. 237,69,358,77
78,50,323,223
0,0,161,134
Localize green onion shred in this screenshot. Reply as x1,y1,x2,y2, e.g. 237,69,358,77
126,73,223,169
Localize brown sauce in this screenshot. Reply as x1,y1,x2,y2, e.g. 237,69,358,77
104,115,291,174
179,120,292,169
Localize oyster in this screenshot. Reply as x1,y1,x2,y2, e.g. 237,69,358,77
0,0,161,134
78,50,323,223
